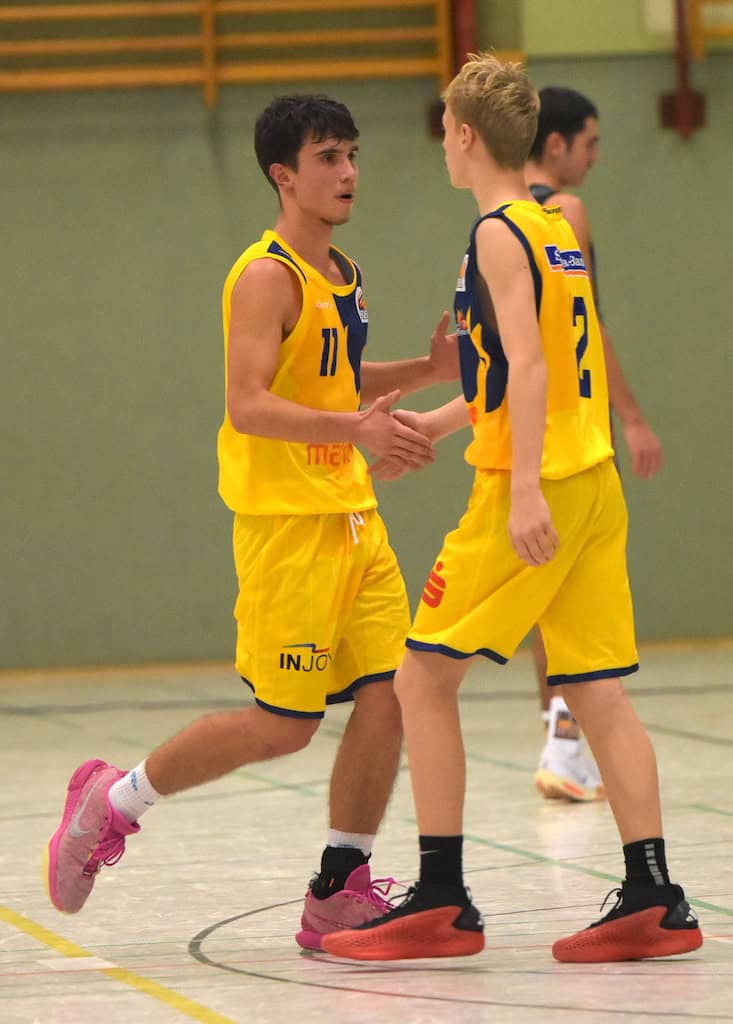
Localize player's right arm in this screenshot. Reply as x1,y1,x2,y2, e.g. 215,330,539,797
475,217,559,567
226,259,435,465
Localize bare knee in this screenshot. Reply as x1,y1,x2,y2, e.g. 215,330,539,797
352,680,402,736
250,706,320,758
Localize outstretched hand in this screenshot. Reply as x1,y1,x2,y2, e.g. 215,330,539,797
369,408,432,480
428,311,460,382
357,391,435,469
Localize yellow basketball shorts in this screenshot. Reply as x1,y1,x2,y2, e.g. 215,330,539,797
408,458,638,684
232,508,410,717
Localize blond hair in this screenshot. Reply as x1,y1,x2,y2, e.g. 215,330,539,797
443,52,539,169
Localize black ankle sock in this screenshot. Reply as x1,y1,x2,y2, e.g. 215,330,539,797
310,846,369,899
623,838,671,887
419,834,464,888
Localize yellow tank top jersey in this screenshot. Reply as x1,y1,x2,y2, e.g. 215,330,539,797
217,231,377,515
455,200,613,479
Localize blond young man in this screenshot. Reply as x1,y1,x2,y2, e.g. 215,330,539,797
322,56,700,963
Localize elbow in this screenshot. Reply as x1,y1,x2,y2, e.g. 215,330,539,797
226,390,258,434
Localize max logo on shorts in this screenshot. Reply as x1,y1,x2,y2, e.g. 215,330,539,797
279,643,332,672
421,562,447,608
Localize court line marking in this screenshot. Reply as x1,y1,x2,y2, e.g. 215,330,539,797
0,904,238,1024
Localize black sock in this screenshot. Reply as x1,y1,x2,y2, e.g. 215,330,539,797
419,834,464,888
623,838,671,887
310,846,369,899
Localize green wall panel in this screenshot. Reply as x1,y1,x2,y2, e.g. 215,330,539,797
1,52,731,668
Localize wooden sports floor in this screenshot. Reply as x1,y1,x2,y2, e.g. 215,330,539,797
1,643,731,1024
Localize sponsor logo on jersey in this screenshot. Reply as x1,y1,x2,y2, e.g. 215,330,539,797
456,254,469,292
421,561,447,608
355,285,369,323
544,245,588,276
455,308,470,336
306,442,354,467
279,643,332,672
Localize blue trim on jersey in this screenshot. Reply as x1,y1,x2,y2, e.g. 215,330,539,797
266,240,307,284
486,209,542,315
405,638,508,665
547,663,640,686
334,261,366,395
327,669,396,704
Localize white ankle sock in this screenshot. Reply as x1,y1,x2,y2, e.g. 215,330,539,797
327,830,375,857
108,761,161,824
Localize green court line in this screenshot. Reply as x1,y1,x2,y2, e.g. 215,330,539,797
691,803,733,818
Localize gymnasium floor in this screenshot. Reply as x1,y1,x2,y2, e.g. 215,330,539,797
1,644,731,1024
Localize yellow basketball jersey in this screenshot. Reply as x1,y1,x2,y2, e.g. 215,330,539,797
455,200,613,479
217,231,377,514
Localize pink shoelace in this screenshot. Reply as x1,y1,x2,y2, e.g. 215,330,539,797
84,828,127,876
366,876,403,911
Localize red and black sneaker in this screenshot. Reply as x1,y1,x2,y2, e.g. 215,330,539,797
553,882,702,963
322,882,485,961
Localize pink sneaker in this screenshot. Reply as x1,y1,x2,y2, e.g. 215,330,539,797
296,865,399,951
45,759,140,914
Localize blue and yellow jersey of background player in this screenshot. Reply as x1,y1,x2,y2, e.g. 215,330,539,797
455,198,613,480
218,230,377,516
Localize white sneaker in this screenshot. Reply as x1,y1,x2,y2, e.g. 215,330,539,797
534,695,605,802
534,739,605,802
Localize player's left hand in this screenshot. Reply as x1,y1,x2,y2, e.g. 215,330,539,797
427,311,460,382
623,421,663,479
508,486,559,567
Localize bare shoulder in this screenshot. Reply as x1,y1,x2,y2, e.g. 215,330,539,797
475,216,529,269
231,256,301,305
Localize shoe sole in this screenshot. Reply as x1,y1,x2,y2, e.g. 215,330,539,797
535,769,605,803
553,906,703,962
322,906,485,961
44,759,107,913
295,929,324,951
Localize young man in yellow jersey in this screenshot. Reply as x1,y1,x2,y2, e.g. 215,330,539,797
45,95,459,949
526,87,664,804
322,55,701,963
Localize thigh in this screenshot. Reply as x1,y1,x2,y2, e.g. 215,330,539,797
330,512,410,703
540,462,639,684
232,513,351,717
408,470,583,663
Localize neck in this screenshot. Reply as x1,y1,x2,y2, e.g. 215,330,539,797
525,159,562,193
273,210,335,276
469,165,533,217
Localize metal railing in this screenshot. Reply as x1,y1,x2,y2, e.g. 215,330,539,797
0,0,454,105
688,0,733,57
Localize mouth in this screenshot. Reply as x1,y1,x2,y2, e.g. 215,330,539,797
337,191,355,202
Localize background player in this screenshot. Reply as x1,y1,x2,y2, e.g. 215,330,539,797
526,86,664,803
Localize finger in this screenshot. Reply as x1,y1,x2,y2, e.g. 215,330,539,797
372,389,401,413
433,310,451,336
393,428,435,454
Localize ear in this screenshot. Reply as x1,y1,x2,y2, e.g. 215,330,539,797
459,121,474,150
269,162,292,190
544,131,568,158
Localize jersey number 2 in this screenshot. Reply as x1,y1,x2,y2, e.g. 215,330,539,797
573,296,592,398
320,327,338,376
